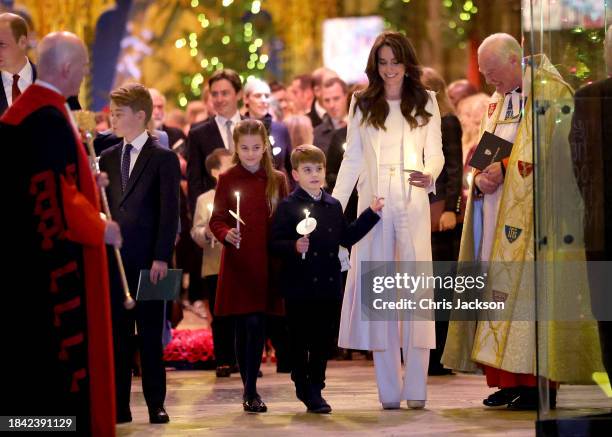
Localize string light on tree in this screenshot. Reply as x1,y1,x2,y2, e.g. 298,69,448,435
173,0,274,106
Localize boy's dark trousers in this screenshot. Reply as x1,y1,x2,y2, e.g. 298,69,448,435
109,263,166,416
285,297,341,395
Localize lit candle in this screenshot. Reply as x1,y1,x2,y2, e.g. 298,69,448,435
207,203,214,248
302,209,310,260
235,191,240,249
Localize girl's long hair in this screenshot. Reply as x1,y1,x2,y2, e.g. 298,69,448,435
356,31,431,130
232,119,284,214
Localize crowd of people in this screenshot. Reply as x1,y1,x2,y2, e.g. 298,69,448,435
1,8,610,435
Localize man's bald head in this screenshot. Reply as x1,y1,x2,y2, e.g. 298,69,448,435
37,32,88,97
478,33,522,94
0,12,29,73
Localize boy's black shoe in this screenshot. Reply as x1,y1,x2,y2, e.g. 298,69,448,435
307,387,332,414
296,383,312,409
243,396,268,413
148,407,170,424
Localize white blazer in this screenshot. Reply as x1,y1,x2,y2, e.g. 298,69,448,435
332,90,444,351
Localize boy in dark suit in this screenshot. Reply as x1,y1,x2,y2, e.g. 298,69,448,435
99,83,180,424
270,145,383,413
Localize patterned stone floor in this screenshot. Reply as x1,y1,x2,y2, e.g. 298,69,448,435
115,358,611,437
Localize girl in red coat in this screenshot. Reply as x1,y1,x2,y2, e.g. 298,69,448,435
209,119,288,413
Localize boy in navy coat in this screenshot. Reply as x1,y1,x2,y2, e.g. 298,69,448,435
270,145,383,413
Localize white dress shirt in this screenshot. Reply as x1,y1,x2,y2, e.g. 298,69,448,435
122,130,149,176
214,111,241,150
2,58,34,106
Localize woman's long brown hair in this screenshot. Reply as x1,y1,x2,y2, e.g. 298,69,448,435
232,119,284,214
356,31,431,130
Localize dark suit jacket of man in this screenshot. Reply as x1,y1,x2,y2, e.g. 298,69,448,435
307,100,323,128
325,126,358,223
162,124,186,149
429,114,463,214
249,112,292,177
0,59,37,115
187,115,244,212
570,77,612,260
99,135,180,293
313,114,336,156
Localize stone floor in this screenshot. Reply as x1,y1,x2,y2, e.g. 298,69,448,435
116,358,611,437
115,309,611,436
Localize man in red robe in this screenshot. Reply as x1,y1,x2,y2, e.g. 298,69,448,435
1,31,119,436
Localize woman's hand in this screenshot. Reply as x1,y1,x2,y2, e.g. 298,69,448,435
408,170,432,188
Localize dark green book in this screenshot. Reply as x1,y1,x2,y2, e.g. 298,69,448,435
136,269,182,301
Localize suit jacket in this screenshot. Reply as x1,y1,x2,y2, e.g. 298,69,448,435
99,135,180,294
429,114,463,214
163,124,186,149
248,112,293,177
313,114,336,156
0,60,37,115
270,187,379,300
187,116,238,212
325,126,358,221
307,100,323,128
94,130,169,156
570,77,612,260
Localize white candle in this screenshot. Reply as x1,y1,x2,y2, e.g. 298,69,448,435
207,203,214,248
235,191,240,249
302,209,310,260
235,192,240,231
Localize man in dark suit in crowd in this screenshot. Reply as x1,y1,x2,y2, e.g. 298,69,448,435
290,73,324,128
313,77,348,156
150,87,186,148
187,68,243,212
569,25,612,382
99,83,180,425
0,12,36,115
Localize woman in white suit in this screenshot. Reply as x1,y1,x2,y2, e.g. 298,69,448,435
332,32,444,409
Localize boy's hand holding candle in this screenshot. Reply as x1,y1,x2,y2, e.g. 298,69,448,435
296,236,310,254
370,197,385,213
